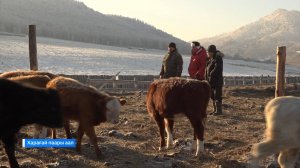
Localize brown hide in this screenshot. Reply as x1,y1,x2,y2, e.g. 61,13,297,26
9,75,51,88
0,70,58,79
47,77,111,123
47,76,114,157
147,77,211,149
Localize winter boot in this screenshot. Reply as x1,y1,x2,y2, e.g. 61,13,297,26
213,101,223,115
209,101,216,115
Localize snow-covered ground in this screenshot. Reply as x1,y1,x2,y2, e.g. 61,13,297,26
0,35,299,76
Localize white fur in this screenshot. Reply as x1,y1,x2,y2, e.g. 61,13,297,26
165,125,173,149
106,98,121,123
195,139,204,156
190,139,197,152
158,146,166,151
250,96,300,168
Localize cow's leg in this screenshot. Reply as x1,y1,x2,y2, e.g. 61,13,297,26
51,129,57,139
154,114,165,150
64,120,72,139
250,140,283,167
84,125,101,158
190,131,197,152
278,149,298,168
76,124,84,154
188,116,205,157
2,134,19,168
164,118,174,149
195,123,205,157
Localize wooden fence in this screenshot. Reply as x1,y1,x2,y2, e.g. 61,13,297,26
62,75,300,91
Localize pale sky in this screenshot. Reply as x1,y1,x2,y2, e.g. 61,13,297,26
78,0,300,41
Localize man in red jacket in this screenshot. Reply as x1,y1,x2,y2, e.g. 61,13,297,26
188,41,207,80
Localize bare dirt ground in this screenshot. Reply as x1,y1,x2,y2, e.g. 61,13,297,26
1,84,300,168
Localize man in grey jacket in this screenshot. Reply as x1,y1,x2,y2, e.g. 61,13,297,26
160,42,183,79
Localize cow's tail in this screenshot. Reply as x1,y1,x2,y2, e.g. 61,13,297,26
146,82,157,119
202,81,211,128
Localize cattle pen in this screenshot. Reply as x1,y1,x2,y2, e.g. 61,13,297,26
60,74,300,92
2,73,300,168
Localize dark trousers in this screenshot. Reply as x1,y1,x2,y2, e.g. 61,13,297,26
211,86,222,103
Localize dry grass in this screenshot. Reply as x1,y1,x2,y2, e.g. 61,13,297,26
1,85,300,168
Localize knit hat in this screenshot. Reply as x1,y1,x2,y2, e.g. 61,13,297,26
191,41,200,47
208,45,217,53
168,42,176,49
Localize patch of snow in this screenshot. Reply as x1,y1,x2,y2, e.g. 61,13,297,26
0,35,299,76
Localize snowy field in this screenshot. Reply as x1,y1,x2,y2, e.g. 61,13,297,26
0,34,299,76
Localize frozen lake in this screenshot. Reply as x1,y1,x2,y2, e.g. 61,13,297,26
0,34,299,76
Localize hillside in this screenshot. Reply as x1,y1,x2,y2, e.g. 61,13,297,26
0,0,189,52
198,9,300,66
1,35,299,76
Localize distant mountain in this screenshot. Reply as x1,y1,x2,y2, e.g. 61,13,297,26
0,0,189,52
198,9,300,66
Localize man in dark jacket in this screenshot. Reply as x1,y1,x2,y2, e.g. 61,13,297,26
188,41,207,80
206,45,224,115
160,42,183,79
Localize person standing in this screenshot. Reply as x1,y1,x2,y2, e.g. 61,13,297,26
206,45,224,115
188,41,207,80
160,42,183,79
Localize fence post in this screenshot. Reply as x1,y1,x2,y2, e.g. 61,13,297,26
233,77,236,86
259,76,262,85
112,81,116,89
29,25,38,71
275,46,286,97
134,77,138,89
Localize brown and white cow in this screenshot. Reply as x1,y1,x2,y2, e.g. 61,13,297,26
146,77,211,157
47,77,122,157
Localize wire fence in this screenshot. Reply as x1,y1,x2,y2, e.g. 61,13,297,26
61,74,300,91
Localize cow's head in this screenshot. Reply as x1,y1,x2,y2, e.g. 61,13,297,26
104,97,123,123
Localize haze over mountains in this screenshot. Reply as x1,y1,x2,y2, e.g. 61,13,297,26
0,0,189,52
199,9,300,66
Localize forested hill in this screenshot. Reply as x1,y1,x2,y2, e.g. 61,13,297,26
0,0,189,52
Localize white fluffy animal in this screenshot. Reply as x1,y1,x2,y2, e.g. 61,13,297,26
250,96,300,168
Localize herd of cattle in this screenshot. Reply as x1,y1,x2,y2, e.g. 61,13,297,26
0,70,299,168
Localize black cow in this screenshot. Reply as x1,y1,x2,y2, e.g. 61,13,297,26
0,79,63,168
